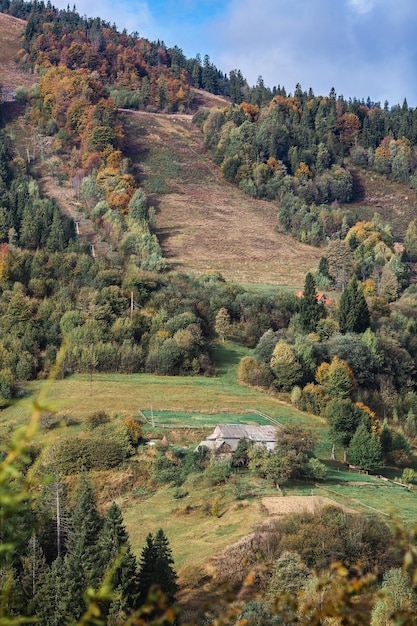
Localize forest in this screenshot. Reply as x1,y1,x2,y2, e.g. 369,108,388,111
1,0,417,624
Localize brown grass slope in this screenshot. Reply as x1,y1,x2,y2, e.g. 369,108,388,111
123,108,321,287
0,12,34,91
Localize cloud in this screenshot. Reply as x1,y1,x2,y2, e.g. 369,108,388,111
54,0,155,36
347,0,377,14
212,0,417,105
51,0,417,106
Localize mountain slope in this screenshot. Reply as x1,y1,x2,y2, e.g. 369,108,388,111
123,109,321,286
0,12,34,92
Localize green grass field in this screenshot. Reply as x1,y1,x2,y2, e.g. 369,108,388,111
1,340,415,573
0,342,317,431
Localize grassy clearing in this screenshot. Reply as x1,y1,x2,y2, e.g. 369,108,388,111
1,339,414,569
316,481,417,525
123,477,266,571
0,341,322,436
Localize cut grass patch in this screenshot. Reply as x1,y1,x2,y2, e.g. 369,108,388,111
122,110,321,287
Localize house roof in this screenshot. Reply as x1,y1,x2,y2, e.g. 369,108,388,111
197,424,279,453
296,291,331,305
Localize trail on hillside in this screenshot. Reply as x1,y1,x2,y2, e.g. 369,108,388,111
123,110,321,287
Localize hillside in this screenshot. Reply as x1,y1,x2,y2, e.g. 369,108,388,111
2,11,417,288
0,12,35,92
123,109,321,286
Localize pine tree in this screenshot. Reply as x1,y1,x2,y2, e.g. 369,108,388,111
325,398,364,461
20,534,48,613
348,423,382,470
153,528,178,604
63,477,104,619
299,272,323,333
338,276,370,333
137,529,178,607
46,208,65,252
33,557,68,626
137,533,158,606
99,502,140,619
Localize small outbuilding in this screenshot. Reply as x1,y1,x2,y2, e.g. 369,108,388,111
196,423,279,455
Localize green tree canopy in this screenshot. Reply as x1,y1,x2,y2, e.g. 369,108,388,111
299,272,324,333
348,423,382,470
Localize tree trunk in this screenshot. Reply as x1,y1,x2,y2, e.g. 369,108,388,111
331,443,336,460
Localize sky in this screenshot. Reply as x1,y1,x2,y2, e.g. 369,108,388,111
52,0,417,107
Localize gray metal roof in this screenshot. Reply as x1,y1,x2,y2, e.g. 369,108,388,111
208,424,278,442
197,424,279,453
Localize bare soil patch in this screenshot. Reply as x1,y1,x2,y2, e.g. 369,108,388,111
123,110,321,287
261,495,346,515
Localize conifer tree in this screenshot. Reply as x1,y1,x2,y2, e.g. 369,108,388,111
137,532,158,607
33,557,68,626
153,528,178,604
299,272,323,333
325,398,364,461
46,208,65,252
20,534,48,612
338,276,370,333
348,423,382,470
137,529,178,607
99,502,140,619
63,477,104,619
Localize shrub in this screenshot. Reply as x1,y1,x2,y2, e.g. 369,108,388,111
86,411,111,429
238,356,273,388
401,468,417,484
152,453,182,485
54,437,125,473
304,457,328,481
204,459,232,486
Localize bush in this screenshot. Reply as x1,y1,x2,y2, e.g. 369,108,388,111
204,459,232,486
152,453,182,485
401,468,417,484
86,411,111,430
54,437,125,473
304,457,328,481
238,356,273,388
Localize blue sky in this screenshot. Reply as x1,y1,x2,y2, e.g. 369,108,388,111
53,0,417,107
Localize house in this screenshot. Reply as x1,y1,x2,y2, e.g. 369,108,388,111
196,424,279,456
295,291,332,305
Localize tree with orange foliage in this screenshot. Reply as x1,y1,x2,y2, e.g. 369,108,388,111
316,356,356,400
335,112,360,149
239,102,259,122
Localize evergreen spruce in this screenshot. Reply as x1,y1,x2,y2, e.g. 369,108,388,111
299,272,323,333
33,557,68,626
46,208,65,252
137,533,158,606
154,528,178,604
63,477,104,619
348,423,382,470
338,276,370,333
99,502,140,618
137,529,178,608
